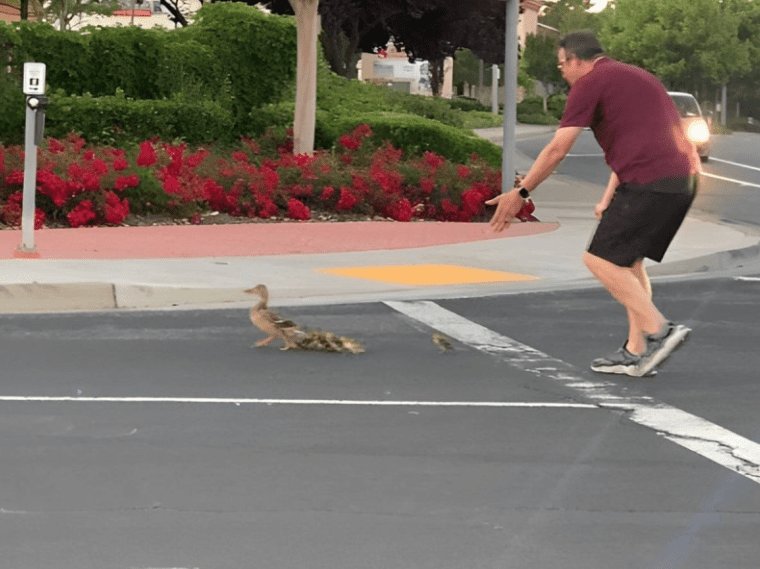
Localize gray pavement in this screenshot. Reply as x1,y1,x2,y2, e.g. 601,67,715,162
1,124,759,313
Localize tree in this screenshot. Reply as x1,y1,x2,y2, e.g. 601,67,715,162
521,33,563,110
598,0,750,95
289,0,320,155
725,0,760,119
43,0,120,30
540,0,602,35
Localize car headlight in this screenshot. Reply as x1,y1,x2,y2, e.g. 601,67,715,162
687,120,710,144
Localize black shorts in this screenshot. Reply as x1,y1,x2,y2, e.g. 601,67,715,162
587,176,697,267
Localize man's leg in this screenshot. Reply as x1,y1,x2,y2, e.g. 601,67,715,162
583,252,666,355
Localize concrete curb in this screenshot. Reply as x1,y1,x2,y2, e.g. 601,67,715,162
3,239,758,313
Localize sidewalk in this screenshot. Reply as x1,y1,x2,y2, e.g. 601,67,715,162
1,124,758,313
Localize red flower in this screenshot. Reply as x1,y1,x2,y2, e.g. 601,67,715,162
37,169,69,207
320,186,335,201
0,192,22,226
186,149,209,168
256,196,279,219
460,187,485,217
5,170,24,185
339,135,361,151
419,177,435,194
113,158,129,171
336,187,358,211
424,152,446,171
457,165,472,179
46,138,66,155
67,200,96,228
137,141,157,167
386,198,413,222
232,151,249,163
34,208,45,229
104,191,130,225
286,198,310,220
114,174,140,191
163,175,180,194
91,159,109,175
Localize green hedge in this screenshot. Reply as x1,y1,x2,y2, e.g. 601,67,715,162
0,4,296,138
45,89,235,145
320,112,502,167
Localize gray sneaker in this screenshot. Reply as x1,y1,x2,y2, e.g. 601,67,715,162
591,345,650,377
636,323,691,377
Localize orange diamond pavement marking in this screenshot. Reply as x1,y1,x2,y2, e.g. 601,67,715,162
317,264,538,286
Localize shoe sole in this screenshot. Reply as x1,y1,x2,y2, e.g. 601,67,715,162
591,363,657,377
635,325,691,377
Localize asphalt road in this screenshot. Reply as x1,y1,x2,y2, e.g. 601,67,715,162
518,129,760,233
2,129,759,569
1,275,760,569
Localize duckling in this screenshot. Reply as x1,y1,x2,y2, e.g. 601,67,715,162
296,328,365,354
244,284,304,350
432,332,455,353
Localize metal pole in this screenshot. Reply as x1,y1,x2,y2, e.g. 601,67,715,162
501,0,519,192
491,65,499,115
20,99,37,253
721,83,727,127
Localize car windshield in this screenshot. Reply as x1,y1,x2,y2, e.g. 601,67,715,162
670,95,701,118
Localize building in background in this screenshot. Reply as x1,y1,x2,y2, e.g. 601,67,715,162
357,45,454,98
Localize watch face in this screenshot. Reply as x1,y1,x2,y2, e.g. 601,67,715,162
519,187,530,199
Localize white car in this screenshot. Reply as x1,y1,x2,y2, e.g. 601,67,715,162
668,91,711,162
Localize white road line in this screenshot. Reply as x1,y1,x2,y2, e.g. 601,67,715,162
701,171,760,189
385,300,760,484
0,396,595,408
735,276,760,282
709,157,760,173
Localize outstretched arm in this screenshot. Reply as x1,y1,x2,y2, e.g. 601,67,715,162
487,126,584,232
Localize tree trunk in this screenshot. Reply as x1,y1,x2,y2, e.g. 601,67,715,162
429,58,444,97
289,0,319,155
20,0,29,19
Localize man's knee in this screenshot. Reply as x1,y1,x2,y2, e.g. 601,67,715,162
583,251,606,274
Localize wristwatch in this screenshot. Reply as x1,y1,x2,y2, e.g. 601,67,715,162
517,186,530,199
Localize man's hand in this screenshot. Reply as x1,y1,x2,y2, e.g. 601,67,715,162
486,189,525,233
594,199,610,220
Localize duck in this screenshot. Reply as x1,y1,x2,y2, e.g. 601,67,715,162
244,285,364,354
244,284,304,350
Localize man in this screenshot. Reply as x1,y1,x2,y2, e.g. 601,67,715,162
487,31,701,377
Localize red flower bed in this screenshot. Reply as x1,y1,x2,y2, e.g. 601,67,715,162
0,126,529,229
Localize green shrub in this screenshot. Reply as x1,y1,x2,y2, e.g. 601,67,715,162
517,95,545,115
183,3,298,132
448,97,490,112
84,26,164,99
384,90,464,127
727,117,760,134
517,112,559,126
547,93,567,119
46,89,235,145
320,112,502,167
8,21,89,95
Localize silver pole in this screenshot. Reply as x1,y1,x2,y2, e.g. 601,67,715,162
491,64,499,115
501,0,519,192
20,99,37,253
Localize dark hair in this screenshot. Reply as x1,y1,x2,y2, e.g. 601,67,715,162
559,31,605,61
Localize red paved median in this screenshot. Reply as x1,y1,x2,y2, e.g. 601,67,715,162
1,221,558,260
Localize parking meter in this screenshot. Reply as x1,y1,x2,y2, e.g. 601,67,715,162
18,62,48,256
27,95,50,145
